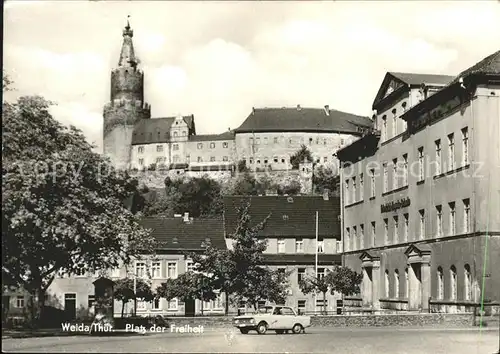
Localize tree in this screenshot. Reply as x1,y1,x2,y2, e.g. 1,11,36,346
327,266,363,298
237,159,249,173
299,273,331,315
114,278,155,317
235,268,291,309
173,177,223,217
231,172,260,195
277,180,301,195
3,71,13,92
290,145,313,169
2,96,155,327
156,272,216,314
313,166,340,196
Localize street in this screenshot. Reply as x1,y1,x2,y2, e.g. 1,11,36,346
2,327,499,353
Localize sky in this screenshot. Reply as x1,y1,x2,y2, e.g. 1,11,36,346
4,1,500,153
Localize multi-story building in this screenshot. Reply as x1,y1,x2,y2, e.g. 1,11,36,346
103,21,372,176
338,51,500,314
223,194,343,314
46,215,227,319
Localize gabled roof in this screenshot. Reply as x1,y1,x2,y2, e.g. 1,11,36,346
140,217,226,250
188,131,235,142
372,72,454,110
234,107,372,135
131,115,195,145
449,49,500,85
223,195,341,238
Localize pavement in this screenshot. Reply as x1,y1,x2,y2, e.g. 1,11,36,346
2,327,499,353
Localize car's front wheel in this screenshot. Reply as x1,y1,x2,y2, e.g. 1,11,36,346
239,328,249,334
256,322,268,335
292,324,303,334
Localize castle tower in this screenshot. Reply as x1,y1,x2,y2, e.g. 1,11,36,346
103,18,151,169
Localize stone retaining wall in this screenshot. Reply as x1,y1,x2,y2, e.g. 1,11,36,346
165,313,478,328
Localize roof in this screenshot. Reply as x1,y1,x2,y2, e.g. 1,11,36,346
189,131,235,142
131,116,194,145
140,217,226,250
234,107,372,135
449,49,500,85
223,195,341,238
389,72,454,86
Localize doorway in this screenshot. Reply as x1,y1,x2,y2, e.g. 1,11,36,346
409,264,422,310
184,299,195,317
64,293,76,321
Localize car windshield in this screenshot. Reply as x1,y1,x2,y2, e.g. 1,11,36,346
254,306,273,314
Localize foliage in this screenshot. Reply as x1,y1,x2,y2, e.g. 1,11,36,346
156,272,216,303
313,166,340,196
237,159,249,173
289,145,313,169
231,172,280,196
299,273,331,314
171,177,223,217
327,266,363,297
235,268,291,309
3,71,13,92
277,180,301,195
114,278,155,317
2,95,154,326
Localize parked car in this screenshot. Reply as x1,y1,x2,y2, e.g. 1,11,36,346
233,305,311,335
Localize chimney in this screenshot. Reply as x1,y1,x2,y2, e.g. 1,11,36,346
252,107,255,115
324,105,330,116
297,104,301,111
183,212,189,222
323,188,330,201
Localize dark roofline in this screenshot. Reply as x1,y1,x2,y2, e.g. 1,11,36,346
336,130,381,164
234,128,366,136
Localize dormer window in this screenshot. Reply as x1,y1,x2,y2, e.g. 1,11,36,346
173,132,178,137
182,131,187,136
287,197,294,203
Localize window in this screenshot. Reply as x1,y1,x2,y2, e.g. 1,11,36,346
404,268,409,298
274,156,278,163
75,265,86,277
167,299,178,310
392,158,398,190
264,137,268,145
281,158,285,163
297,268,306,283
186,261,195,273
449,202,456,235
352,226,357,250
255,138,261,145
463,198,471,233
437,267,444,300
323,138,327,145
173,131,178,137
182,131,187,136
210,142,215,149
138,158,144,166
297,300,306,314
403,213,409,242
167,262,177,279
223,156,228,162
436,205,443,237
393,216,399,244
383,218,389,244
210,156,216,162
222,142,228,148
371,221,376,247
273,137,278,144
464,264,472,301
277,239,285,253
156,157,163,164
138,146,144,154
152,297,161,310
249,158,253,164
16,296,25,308
315,299,327,312
317,268,325,280
384,270,390,298
448,133,455,171
383,163,388,192
402,154,408,186
323,156,328,163
394,270,400,298
418,147,424,181
156,145,163,152
309,137,313,145
419,209,425,239
317,239,324,253
382,115,387,141
135,262,146,278
360,224,364,249
151,261,161,279
295,239,304,253
450,266,457,300
186,154,191,162
435,139,441,175
370,169,375,198
461,127,469,166
173,144,179,151
264,158,268,164
197,143,203,150
352,177,357,203
392,108,397,137
359,173,364,200
173,155,179,163
345,227,350,252
344,180,350,205
88,295,95,309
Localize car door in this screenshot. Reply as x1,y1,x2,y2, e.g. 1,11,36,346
269,306,283,329
281,307,296,329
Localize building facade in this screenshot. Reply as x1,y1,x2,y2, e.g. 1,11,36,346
223,195,343,314
338,51,500,314
103,22,372,176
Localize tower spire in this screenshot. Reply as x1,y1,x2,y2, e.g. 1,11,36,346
119,15,137,68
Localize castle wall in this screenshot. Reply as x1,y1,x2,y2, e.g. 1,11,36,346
111,68,144,102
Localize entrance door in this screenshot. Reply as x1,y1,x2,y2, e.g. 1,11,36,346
409,264,422,311
184,299,195,317
64,294,76,321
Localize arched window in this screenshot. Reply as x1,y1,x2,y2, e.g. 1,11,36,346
464,264,472,300
384,270,390,298
173,131,178,137
437,267,444,300
394,270,400,298
404,268,409,298
450,266,457,300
